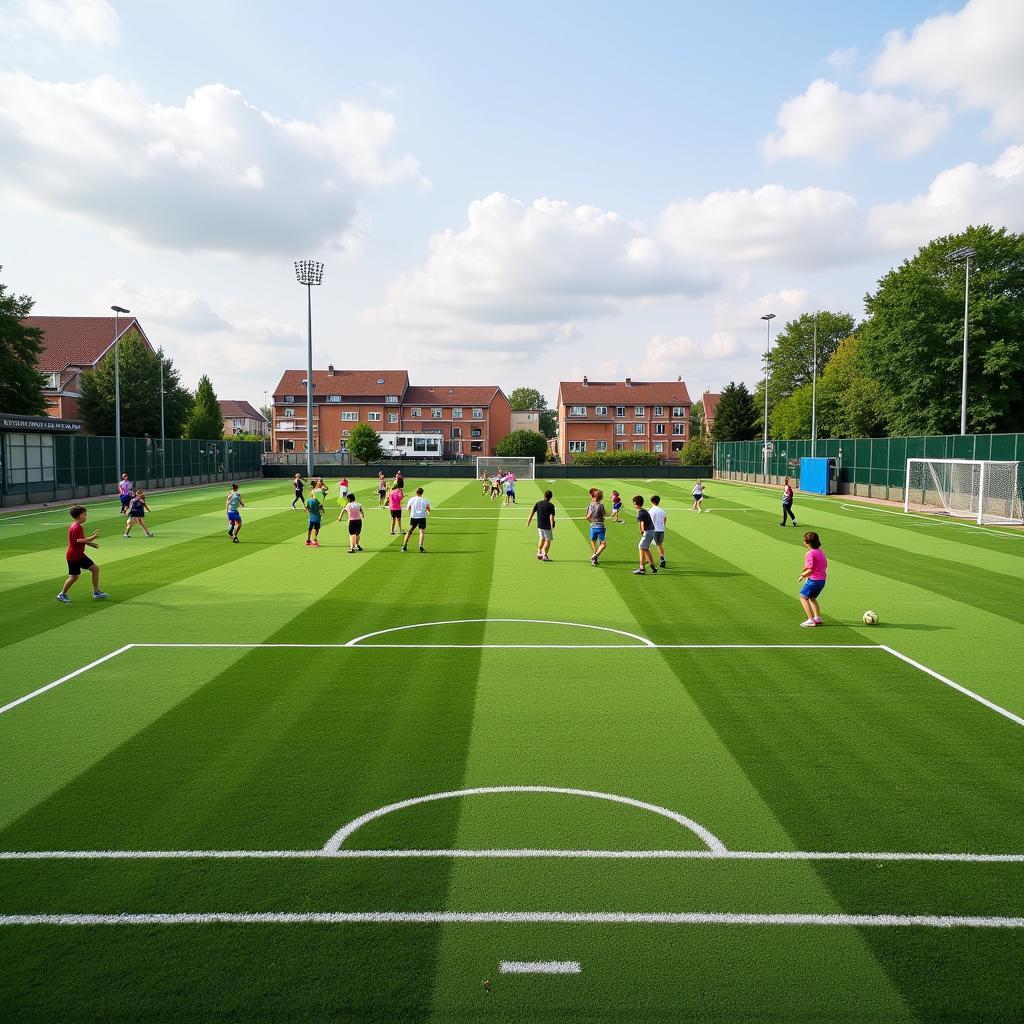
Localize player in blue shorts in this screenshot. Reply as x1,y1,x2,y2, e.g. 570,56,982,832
306,491,324,547
586,488,607,566
225,483,244,542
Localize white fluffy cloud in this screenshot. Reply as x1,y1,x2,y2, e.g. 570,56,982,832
712,289,809,335
867,144,1024,249
641,331,739,377
658,185,861,269
0,72,423,254
872,0,1024,138
0,0,118,45
95,281,229,332
763,79,949,162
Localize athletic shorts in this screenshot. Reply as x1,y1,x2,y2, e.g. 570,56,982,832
800,578,826,599
538,528,553,542
638,529,655,550
390,509,402,519
66,555,95,576
589,525,606,542
228,510,241,522
653,530,665,544
378,489,386,498
410,517,427,530
120,497,131,510
612,504,622,513
308,516,321,528
348,520,362,535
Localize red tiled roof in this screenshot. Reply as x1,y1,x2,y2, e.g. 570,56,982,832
558,379,692,405
273,369,409,399
702,391,722,420
220,400,266,421
404,385,505,406
23,316,154,372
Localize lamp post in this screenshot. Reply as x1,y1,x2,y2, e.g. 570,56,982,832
294,260,324,477
946,246,976,436
159,350,166,485
811,312,818,458
110,305,130,481
760,312,776,480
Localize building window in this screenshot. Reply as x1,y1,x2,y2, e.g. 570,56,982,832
452,427,462,439
470,441,483,452
341,411,358,421
633,423,646,435
653,442,664,453
595,405,608,416
43,372,60,388
570,405,586,416
614,441,626,450
284,395,295,403
653,405,664,417
386,395,399,404
615,405,625,417
284,408,295,418
327,395,341,403
568,440,587,452
472,408,484,419
615,423,626,436
368,412,382,421
388,412,398,423
377,378,385,385
410,408,421,418
633,442,646,451
634,406,645,416
452,407,463,418
471,428,482,438
672,422,684,435
431,407,443,419
654,423,666,435
596,440,607,451
672,406,685,417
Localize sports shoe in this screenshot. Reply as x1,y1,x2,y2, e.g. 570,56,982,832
542,555,551,561
56,593,71,604
306,540,312,546
590,554,597,565
813,616,822,625
123,533,130,538
632,568,646,575
537,553,544,560
419,546,425,553
792,521,798,526
659,559,666,568
348,549,355,554
92,591,109,599
650,566,657,574
800,618,817,627
356,545,363,551
232,536,239,544
401,545,407,552
312,540,320,547
146,532,155,537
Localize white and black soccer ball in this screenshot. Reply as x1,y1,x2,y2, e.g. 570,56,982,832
862,610,879,625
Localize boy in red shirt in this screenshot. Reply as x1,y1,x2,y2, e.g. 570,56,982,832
57,505,108,603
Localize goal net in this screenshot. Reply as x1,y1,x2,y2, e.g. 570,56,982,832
904,458,1023,525
476,456,535,480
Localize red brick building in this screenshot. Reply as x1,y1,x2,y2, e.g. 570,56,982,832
556,377,692,464
270,367,511,457
22,315,155,423
700,391,721,436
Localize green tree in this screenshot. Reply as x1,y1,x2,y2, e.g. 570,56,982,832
690,400,706,437
757,311,855,408
770,385,814,440
495,429,548,463
508,386,557,437
79,334,192,437
183,374,223,440
712,382,758,442
815,334,885,438
859,224,1024,435
679,433,712,465
0,271,47,416
347,422,383,463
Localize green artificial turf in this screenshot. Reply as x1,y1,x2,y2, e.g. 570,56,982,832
1,476,1022,1022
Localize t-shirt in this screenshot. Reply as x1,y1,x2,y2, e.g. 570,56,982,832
306,496,321,516
407,495,429,518
388,488,404,510
66,521,86,560
294,479,304,492
227,491,242,512
129,496,144,516
346,502,363,521
118,480,132,497
611,495,622,507
637,508,654,531
692,483,704,496
587,501,605,525
783,484,794,502
805,548,828,580
649,506,667,531
532,500,555,530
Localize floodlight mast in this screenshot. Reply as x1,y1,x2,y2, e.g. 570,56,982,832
946,246,976,436
110,305,130,481
294,261,324,477
760,313,776,480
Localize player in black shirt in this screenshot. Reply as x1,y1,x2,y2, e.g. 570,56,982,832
528,490,557,562
632,495,657,575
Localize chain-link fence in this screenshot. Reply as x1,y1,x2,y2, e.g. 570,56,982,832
714,433,1024,501
1,432,263,507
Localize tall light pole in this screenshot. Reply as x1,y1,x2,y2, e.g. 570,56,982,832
294,260,324,477
158,350,166,485
761,312,776,481
111,305,130,481
947,246,976,436
811,312,818,458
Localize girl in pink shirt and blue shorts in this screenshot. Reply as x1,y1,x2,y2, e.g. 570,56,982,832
796,531,827,627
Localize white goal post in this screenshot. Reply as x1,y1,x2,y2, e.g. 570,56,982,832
904,458,1024,525
476,457,536,481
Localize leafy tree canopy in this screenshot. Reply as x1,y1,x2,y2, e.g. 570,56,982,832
347,423,384,464
183,374,223,440
508,387,548,410
0,270,47,416
679,433,713,466
495,429,548,463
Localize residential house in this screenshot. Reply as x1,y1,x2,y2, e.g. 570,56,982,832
701,391,722,436
220,400,269,437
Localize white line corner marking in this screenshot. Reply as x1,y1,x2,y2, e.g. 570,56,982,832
501,960,581,974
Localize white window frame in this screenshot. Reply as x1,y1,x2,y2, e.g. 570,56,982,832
634,405,645,416
570,405,586,416
633,423,646,435
654,405,664,417
409,408,422,418
653,442,664,453
616,405,626,417
284,395,295,404
596,440,608,452
595,405,608,416
672,406,685,417
614,441,626,451
368,412,382,421
472,408,484,419
615,423,626,436
672,422,684,436
284,408,295,418
452,407,463,419
327,395,341,403
341,411,358,422
386,395,399,405
568,440,587,453
387,412,398,423
654,423,666,435
633,442,646,451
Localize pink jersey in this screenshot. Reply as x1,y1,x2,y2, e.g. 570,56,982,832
804,548,827,580
346,502,363,521
388,488,404,510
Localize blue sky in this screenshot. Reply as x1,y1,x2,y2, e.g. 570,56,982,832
2,0,1022,409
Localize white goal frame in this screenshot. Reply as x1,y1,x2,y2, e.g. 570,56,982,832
477,456,535,480
904,458,1023,526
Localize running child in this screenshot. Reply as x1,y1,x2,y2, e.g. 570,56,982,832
490,473,502,500
649,494,668,568
586,488,607,566
339,475,350,502
226,483,244,542
528,489,556,561
402,487,430,552
378,472,388,507
481,471,491,497
305,490,323,546
123,489,155,537
57,505,108,603
780,477,797,527
117,474,133,514
609,490,624,523
504,471,517,506
796,530,827,627
388,481,404,534
632,495,658,575
291,473,305,509
691,480,705,512
339,492,364,553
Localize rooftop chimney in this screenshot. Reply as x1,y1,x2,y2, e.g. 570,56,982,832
327,364,335,376
625,377,632,386
582,375,588,385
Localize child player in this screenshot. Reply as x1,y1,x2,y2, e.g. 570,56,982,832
57,505,108,602
527,489,556,561
691,480,705,512
586,488,607,566
388,480,404,534
226,483,244,542
117,473,133,514
649,494,667,568
610,490,624,523
377,472,388,508
339,492,364,553
632,495,658,575
123,489,155,537
305,490,323,547
796,530,827,627
402,487,430,552
291,473,305,509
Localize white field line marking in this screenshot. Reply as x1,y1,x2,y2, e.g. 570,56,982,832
322,786,727,854
0,508,68,523
839,503,1024,540
128,643,878,650
0,645,134,716
881,646,1024,730
2,911,1022,929
344,619,657,648
2,848,1022,862
501,960,581,974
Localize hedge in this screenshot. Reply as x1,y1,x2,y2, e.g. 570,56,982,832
569,450,662,467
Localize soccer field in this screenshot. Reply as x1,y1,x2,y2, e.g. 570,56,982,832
1,476,1022,1023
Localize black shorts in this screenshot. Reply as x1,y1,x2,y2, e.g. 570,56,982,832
410,517,427,530
67,555,95,576
390,509,402,520
348,521,362,535
378,488,386,497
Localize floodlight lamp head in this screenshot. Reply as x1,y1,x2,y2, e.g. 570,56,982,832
294,260,325,286
946,246,976,263
111,305,130,314
760,313,776,321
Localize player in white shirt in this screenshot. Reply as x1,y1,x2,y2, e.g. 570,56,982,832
649,494,668,569
402,487,431,552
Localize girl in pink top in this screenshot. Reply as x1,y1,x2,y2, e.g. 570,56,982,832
796,530,827,628
388,486,404,534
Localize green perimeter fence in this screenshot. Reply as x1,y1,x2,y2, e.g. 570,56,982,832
714,432,1024,501
1,433,263,507
262,462,712,481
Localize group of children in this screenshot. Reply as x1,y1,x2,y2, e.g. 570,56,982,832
480,470,518,505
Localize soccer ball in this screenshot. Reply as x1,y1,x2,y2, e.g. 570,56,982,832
862,610,879,625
